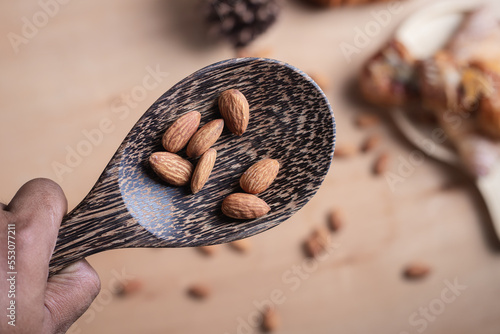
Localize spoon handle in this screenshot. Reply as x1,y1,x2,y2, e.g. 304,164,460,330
48,172,152,277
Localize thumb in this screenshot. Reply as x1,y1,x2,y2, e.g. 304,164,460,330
43,259,101,334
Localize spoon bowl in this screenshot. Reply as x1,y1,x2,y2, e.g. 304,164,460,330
49,58,335,276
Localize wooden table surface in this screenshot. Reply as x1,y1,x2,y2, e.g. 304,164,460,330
1,0,500,333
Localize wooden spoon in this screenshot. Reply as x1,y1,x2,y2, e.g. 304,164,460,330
49,58,336,276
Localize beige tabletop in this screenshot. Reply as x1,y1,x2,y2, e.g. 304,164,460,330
1,0,500,333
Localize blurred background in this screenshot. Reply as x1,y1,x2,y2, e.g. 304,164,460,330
1,0,500,333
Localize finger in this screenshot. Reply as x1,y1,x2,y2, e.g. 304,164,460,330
7,178,67,264
0,202,10,221
43,260,101,333
5,178,67,327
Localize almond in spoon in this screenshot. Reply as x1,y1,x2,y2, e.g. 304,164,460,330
186,119,224,158
240,158,280,194
222,193,270,219
162,111,201,153
218,89,249,136
191,148,217,194
149,152,193,186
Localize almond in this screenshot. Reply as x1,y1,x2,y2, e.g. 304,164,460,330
187,283,211,299
373,152,390,175
149,152,193,186
303,237,322,258
229,239,251,253
236,47,273,58
114,278,143,297
261,307,280,332
222,193,270,219
162,111,201,153
303,227,330,258
327,208,343,231
240,158,280,194
186,119,224,158
361,133,381,153
334,143,358,158
218,89,249,136
403,262,431,280
191,148,217,194
355,113,380,128
196,245,218,256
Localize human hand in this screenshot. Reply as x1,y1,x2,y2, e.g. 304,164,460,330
1,178,101,334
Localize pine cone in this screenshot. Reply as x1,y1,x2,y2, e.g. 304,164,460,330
204,0,280,48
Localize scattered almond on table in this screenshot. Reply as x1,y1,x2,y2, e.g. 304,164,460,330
303,227,330,258
355,113,380,129
403,262,431,280
114,278,143,297
229,238,252,253
361,133,382,153
373,152,390,175
187,283,211,300
197,245,218,256
334,143,358,158
261,306,280,332
327,208,343,232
